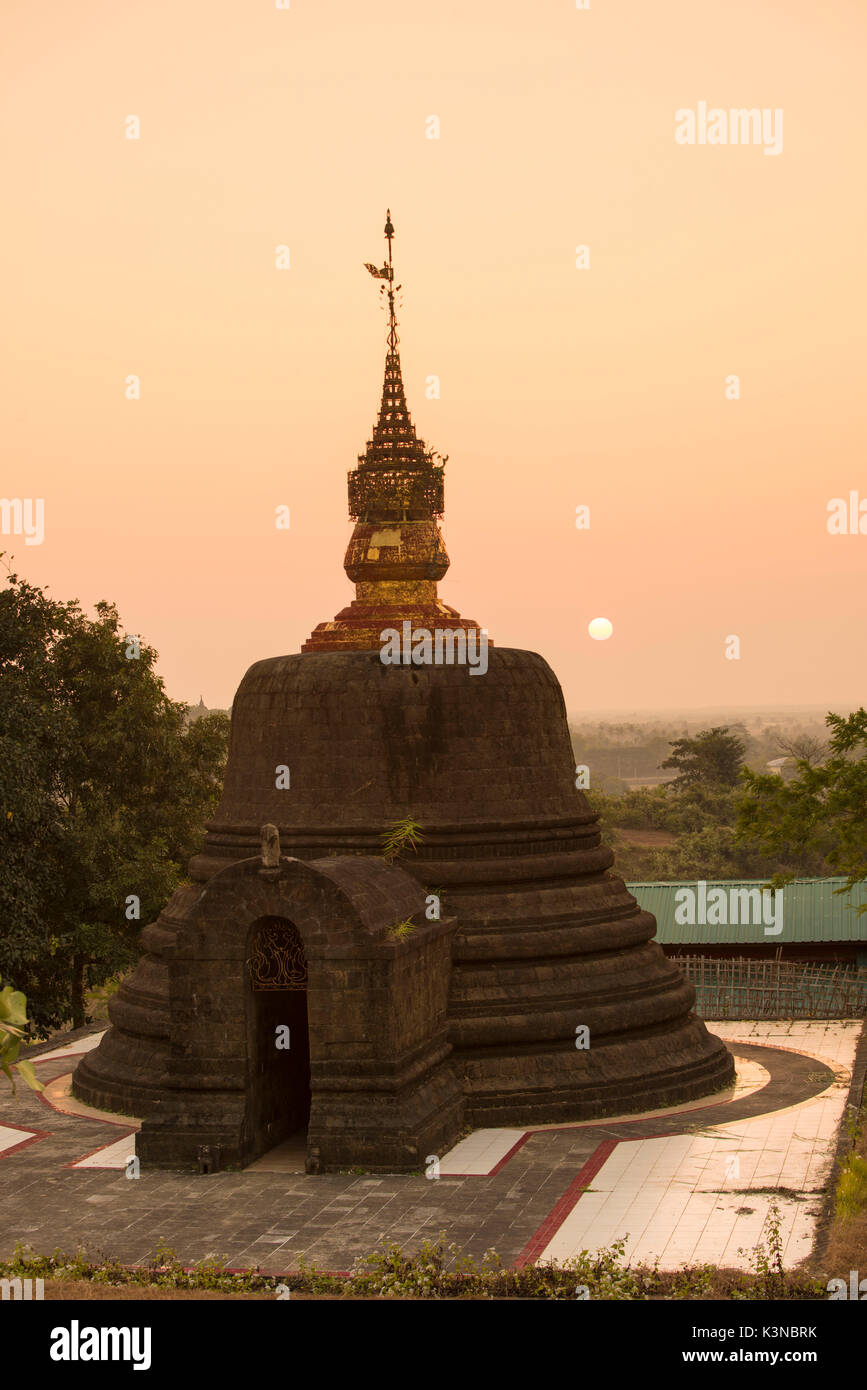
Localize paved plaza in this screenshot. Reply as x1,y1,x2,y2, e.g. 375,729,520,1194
0,1021,861,1274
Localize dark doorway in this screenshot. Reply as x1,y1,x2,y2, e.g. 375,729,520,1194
245,916,311,1161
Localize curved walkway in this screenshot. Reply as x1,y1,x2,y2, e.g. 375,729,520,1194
0,1021,859,1273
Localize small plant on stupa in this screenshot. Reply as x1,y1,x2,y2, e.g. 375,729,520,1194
381,816,424,861
386,919,417,942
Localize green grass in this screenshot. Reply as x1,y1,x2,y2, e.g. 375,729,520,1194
835,1153,867,1222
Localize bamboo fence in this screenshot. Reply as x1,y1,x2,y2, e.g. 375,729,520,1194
671,954,867,1020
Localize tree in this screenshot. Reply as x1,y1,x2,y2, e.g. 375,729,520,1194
773,733,827,767
0,565,77,1029
737,709,867,902
641,824,778,881
660,727,745,790
0,560,230,1032
739,711,867,895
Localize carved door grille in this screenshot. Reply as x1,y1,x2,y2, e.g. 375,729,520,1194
250,919,308,991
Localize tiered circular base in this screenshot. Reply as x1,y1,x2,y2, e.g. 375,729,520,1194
75,649,733,1124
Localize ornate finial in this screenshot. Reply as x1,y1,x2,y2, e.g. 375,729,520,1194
364,211,400,348
384,211,397,351
301,213,488,653
352,211,442,522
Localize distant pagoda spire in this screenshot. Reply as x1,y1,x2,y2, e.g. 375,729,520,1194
349,210,445,523
302,210,485,653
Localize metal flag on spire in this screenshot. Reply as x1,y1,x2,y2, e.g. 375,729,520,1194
363,209,402,350
383,210,398,349
362,209,394,281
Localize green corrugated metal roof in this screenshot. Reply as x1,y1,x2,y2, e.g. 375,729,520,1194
625,877,867,945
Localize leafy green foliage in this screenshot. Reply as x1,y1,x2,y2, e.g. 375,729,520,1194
661,727,746,790
585,712,859,881
639,824,780,881
0,560,229,1031
590,785,747,836
0,979,44,1094
737,709,867,897
0,1230,828,1299
587,784,780,882
732,1202,789,1301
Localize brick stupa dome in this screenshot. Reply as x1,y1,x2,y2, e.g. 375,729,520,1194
73,214,733,1171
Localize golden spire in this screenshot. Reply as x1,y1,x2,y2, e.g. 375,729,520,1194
351,210,445,523
302,212,486,653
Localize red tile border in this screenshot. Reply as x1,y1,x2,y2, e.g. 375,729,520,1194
487,1132,533,1175
446,1131,534,1177
0,1120,52,1159
513,1138,619,1269
507,1039,838,1271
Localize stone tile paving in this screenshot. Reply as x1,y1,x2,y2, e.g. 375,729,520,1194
540,1021,862,1271
0,1022,859,1274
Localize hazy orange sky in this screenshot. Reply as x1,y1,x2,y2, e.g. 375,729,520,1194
3,0,865,713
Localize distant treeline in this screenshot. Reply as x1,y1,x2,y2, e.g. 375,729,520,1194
570,714,866,890
569,718,829,791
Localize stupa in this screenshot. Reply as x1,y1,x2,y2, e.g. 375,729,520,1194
73,213,734,1172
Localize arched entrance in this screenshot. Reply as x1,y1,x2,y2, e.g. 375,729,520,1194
134,851,464,1172
245,916,311,1161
